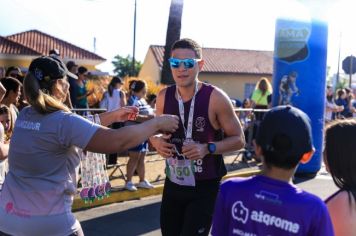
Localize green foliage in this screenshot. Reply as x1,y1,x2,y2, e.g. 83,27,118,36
112,54,142,78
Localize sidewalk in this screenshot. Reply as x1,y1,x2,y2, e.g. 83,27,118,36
73,151,261,211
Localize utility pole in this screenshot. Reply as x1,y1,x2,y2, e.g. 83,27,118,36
132,0,137,77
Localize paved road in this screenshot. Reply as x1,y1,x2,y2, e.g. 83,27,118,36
75,171,338,236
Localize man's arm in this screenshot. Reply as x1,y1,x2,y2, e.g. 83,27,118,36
212,88,245,153
149,88,175,157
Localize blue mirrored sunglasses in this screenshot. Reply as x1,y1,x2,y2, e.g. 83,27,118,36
169,58,201,69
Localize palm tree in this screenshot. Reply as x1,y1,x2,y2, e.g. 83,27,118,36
161,0,184,85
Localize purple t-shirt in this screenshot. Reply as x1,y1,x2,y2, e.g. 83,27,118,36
211,175,334,236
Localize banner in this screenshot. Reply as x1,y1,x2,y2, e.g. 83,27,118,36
272,18,328,174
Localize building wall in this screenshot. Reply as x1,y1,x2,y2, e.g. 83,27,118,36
0,58,32,68
139,49,161,84
199,73,272,100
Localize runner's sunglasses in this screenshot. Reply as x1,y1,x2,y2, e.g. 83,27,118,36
169,58,201,69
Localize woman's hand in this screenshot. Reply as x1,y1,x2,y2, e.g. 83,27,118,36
155,114,179,134
114,106,139,122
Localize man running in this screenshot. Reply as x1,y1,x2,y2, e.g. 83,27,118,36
150,38,245,236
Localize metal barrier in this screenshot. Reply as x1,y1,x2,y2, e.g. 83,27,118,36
231,107,269,166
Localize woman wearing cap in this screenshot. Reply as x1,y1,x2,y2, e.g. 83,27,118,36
0,56,179,236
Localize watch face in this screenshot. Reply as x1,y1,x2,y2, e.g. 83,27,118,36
208,143,216,153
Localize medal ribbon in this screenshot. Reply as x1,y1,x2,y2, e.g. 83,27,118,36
176,82,199,140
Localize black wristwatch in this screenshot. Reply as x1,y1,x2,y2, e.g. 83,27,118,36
207,142,216,154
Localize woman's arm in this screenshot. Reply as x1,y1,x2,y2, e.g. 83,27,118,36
85,114,179,154
97,106,138,126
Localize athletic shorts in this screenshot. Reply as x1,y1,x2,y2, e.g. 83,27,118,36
160,178,221,236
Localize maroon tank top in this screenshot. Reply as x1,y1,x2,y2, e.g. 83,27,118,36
163,83,227,181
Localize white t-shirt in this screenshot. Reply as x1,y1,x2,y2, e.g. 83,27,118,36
0,106,100,235
325,100,337,122
101,89,123,112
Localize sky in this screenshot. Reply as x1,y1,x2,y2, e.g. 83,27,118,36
0,0,355,76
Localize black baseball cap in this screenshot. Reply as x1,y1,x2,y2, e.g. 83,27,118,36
29,56,78,81
256,106,314,157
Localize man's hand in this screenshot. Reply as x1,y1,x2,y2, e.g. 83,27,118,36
182,142,208,160
150,134,175,158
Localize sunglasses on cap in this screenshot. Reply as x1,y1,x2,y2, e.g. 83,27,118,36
168,58,201,69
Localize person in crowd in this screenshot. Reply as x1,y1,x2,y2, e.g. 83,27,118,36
150,38,245,236
335,88,349,119
251,77,272,121
5,67,23,83
251,77,272,109
72,66,94,115
325,85,343,122
0,77,22,140
49,49,60,59
100,76,127,165
0,56,179,236
66,61,79,109
344,87,355,117
0,105,10,191
324,119,356,236
212,106,333,236
146,93,157,110
239,98,253,128
125,80,155,191
5,66,27,110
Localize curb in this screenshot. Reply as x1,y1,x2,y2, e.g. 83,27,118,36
72,169,261,211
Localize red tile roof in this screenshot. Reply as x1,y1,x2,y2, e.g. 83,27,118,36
0,36,41,56
6,30,105,61
150,45,273,75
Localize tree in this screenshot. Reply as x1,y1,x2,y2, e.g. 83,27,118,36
112,54,142,78
161,0,184,85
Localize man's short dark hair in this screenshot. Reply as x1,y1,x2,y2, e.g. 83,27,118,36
78,66,88,75
171,38,202,59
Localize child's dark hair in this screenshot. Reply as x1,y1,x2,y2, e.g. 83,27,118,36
147,94,157,103
171,38,202,59
260,134,302,170
336,89,345,99
0,105,9,116
1,77,22,98
129,80,146,93
108,76,123,97
325,119,356,205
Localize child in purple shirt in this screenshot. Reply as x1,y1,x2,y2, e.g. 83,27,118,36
212,106,334,236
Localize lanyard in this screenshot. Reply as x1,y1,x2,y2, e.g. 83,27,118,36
176,82,199,140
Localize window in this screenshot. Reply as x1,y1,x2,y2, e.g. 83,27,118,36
244,83,256,99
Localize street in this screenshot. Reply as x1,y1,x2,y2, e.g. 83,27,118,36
75,169,338,236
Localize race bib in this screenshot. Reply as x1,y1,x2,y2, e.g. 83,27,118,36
166,157,195,186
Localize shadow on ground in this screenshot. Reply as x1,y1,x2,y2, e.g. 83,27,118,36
80,202,161,236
